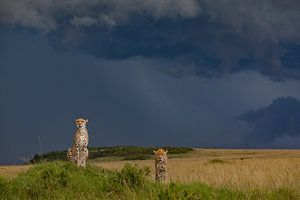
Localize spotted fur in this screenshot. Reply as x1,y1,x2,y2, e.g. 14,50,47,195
67,147,77,163
154,148,168,182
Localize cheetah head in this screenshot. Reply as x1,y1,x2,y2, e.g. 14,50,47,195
75,118,88,129
153,148,168,162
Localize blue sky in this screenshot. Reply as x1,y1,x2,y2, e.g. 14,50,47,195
0,0,300,164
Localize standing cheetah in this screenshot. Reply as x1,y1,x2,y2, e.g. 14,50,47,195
67,118,89,167
154,148,168,182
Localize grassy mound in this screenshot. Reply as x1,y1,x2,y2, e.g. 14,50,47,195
2,161,150,199
0,162,297,200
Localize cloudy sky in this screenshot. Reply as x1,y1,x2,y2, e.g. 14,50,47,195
0,0,300,164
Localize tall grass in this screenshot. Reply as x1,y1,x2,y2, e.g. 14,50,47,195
0,161,298,200
93,152,300,191
168,158,300,190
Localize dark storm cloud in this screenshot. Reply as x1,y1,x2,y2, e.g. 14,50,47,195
1,27,300,164
1,0,300,80
0,0,200,31
238,97,300,144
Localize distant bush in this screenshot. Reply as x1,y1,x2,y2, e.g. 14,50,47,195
88,146,193,158
209,159,226,164
30,150,69,163
30,146,193,163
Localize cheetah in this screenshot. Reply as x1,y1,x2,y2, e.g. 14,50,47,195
67,118,89,167
153,148,168,182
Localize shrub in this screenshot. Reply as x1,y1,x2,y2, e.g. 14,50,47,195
114,163,150,188
209,159,226,164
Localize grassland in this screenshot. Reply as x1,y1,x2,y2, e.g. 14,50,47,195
1,148,299,199
91,149,300,191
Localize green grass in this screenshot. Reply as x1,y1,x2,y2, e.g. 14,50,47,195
0,161,298,200
30,146,193,163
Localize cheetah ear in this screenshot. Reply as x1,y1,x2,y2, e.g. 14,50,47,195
85,119,88,123
153,150,156,154
165,150,168,154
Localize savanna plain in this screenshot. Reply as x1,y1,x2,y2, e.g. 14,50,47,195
1,148,299,199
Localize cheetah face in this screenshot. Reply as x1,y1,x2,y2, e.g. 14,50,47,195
153,148,168,162
75,118,88,129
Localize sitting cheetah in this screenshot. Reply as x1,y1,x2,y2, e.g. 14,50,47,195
67,118,89,167
153,148,168,182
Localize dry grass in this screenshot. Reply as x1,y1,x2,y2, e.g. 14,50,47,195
1,149,300,192
91,149,300,191
168,158,300,190
0,165,30,179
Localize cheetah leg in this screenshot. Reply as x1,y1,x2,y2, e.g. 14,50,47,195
162,172,168,183
76,145,81,166
155,173,162,182
81,146,88,167
76,146,87,167
67,148,71,161
155,165,168,183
